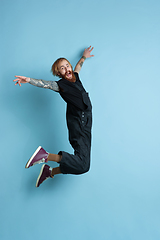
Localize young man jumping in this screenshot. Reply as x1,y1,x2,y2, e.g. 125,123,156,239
13,46,94,187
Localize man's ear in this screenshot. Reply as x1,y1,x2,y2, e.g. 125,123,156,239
57,72,62,78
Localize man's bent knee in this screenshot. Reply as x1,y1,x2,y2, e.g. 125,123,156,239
78,162,90,174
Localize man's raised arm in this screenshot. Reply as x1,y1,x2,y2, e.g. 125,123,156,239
74,46,94,74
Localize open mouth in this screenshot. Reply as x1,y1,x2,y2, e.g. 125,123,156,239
65,71,72,78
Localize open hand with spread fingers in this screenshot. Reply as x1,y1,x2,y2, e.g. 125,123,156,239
13,75,30,87
83,46,94,59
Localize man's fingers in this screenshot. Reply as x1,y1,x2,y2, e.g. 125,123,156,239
89,47,94,52
15,75,24,78
15,75,26,80
88,55,94,58
88,46,94,51
14,80,21,86
18,81,21,86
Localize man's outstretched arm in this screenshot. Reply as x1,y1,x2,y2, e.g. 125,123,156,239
13,76,59,91
74,46,94,74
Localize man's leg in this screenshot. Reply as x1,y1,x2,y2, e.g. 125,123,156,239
47,153,62,163
51,167,61,176
47,154,62,176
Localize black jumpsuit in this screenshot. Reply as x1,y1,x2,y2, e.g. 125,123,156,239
56,72,92,175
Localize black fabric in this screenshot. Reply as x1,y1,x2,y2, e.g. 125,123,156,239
56,73,87,110
56,72,92,174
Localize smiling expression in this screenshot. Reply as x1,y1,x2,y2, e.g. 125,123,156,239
57,59,75,82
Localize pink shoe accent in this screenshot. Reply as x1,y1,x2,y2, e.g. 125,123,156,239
25,146,49,168
36,164,53,187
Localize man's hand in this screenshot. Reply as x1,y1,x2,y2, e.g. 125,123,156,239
74,46,94,73
82,46,94,59
13,75,30,86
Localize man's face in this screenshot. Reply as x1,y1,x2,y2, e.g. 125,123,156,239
58,59,75,81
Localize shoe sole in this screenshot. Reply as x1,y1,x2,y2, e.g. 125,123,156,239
36,164,45,187
25,146,42,169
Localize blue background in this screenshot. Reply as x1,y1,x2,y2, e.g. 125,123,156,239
1,0,160,239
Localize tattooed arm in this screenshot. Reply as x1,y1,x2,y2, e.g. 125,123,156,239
74,56,86,74
29,78,59,91
13,75,59,92
74,46,94,73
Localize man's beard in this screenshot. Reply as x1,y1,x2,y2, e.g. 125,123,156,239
61,70,76,82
